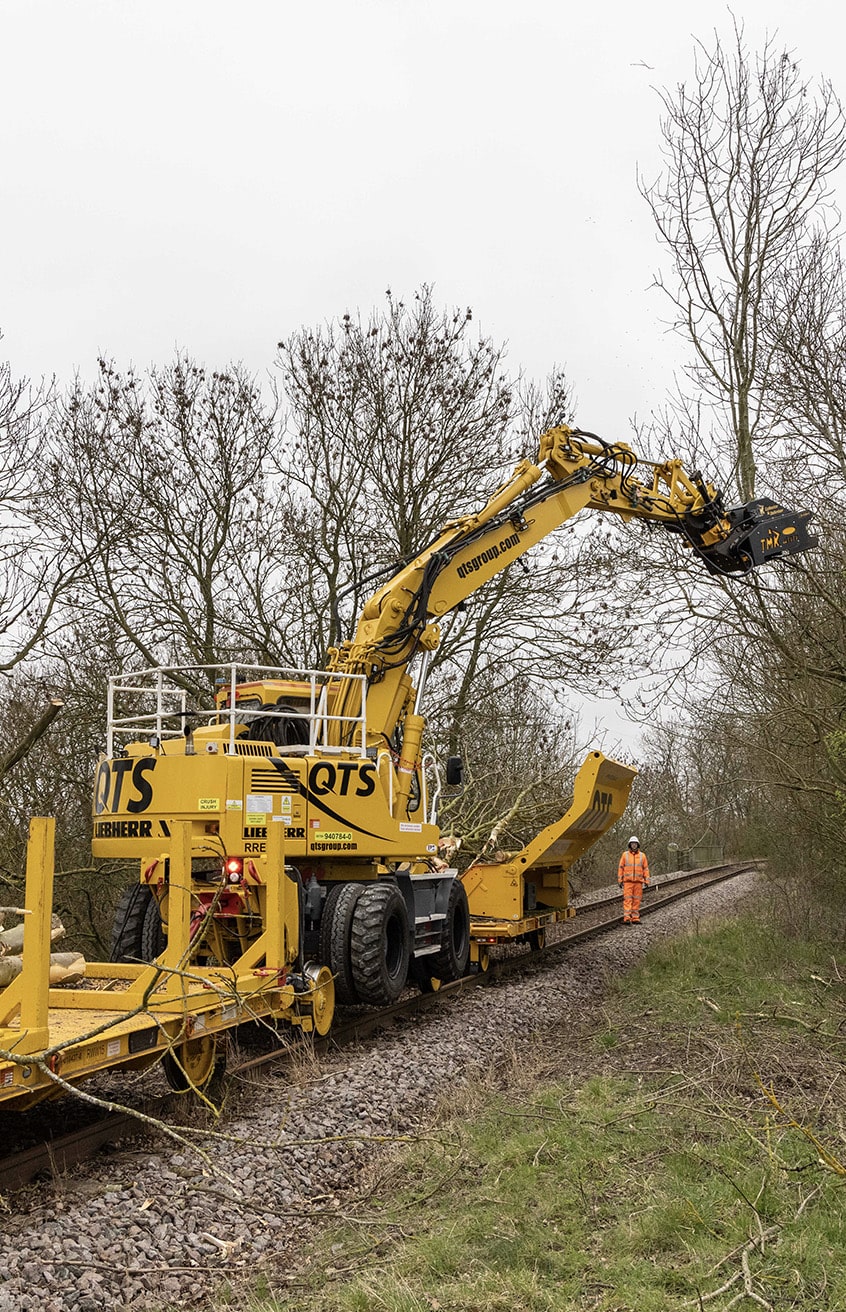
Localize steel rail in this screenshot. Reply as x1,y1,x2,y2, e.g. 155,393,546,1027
0,861,757,1193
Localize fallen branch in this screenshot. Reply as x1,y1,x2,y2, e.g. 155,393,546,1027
756,1076,846,1177
0,697,64,779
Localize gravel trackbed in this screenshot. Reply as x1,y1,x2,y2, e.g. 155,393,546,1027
0,871,760,1312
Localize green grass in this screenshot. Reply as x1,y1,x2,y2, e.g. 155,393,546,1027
234,912,846,1312
622,914,841,1027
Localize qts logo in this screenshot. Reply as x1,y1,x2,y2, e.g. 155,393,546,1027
94,758,157,815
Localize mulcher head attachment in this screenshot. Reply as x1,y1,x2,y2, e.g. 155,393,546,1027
686,500,818,575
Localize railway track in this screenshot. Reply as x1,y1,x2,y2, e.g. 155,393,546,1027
0,861,757,1193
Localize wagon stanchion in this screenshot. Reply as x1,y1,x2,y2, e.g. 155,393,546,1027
1,817,55,1050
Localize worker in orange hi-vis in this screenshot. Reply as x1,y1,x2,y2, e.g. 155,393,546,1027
618,836,650,924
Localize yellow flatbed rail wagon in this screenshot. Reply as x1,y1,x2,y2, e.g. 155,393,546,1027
0,817,333,1111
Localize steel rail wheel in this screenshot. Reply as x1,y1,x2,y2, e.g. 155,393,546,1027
304,963,335,1035
410,959,442,992
162,1035,218,1093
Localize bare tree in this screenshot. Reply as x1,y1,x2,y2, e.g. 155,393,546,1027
0,345,90,788
0,652,135,955
622,28,846,928
275,287,519,661
46,356,290,684
0,348,73,675
766,232,846,505
434,677,579,860
275,287,654,746
641,24,846,499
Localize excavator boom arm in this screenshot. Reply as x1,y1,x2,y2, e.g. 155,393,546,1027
327,425,817,745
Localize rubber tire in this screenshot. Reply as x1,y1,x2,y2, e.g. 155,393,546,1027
430,879,470,983
350,881,411,1006
327,883,364,1005
318,883,346,968
141,893,166,960
109,884,165,963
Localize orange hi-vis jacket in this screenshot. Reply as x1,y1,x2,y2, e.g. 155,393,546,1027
618,849,650,883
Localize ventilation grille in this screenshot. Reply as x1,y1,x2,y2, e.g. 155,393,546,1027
232,742,275,757
251,767,298,794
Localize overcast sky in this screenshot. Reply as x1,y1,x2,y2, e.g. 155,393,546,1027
1,1,842,748
2,0,843,435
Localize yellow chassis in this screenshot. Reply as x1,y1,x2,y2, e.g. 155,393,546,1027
470,906,575,944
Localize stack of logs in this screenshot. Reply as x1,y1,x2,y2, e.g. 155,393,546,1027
0,908,85,987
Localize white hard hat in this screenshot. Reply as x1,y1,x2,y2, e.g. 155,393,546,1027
628,836,640,846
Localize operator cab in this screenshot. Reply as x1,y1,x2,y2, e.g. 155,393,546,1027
214,679,321,751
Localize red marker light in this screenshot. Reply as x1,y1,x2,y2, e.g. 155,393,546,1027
225,857,243,883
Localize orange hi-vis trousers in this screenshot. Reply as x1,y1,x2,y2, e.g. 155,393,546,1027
618,850,650,923
621,878,645,922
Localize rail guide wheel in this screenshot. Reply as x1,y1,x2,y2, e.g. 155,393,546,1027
412,964,443,993
304,962,335,1035
162,1034,219,1093
528,927,546,952
476,946,491,974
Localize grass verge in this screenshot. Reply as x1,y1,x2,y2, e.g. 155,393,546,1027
234,909,846,1312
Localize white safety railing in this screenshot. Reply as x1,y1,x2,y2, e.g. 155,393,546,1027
106,663,369,758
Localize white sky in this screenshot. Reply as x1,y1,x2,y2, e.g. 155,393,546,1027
1,0,843,749
2,0,843,427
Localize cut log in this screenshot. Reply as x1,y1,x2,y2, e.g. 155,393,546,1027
0,914,65,956
48,952,86,985
0,956,20,986
0,951,85,988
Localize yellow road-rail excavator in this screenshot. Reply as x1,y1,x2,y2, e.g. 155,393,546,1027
92,425,815,995
0,425,816,1106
